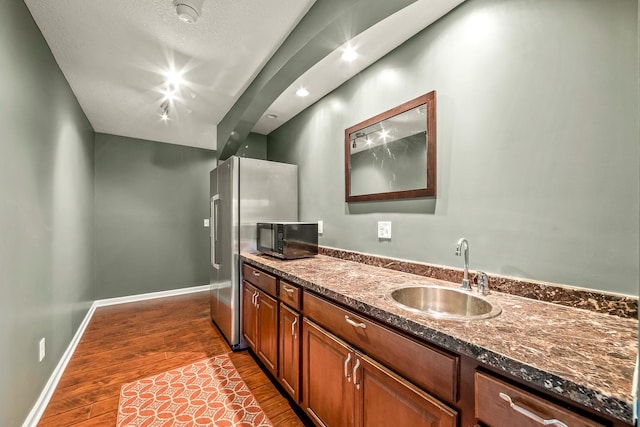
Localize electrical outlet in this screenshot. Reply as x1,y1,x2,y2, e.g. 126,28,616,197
203,218,210,227
39,338,45,362
317,220,323,234
378,221,392,239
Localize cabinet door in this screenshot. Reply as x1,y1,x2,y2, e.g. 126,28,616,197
257,290,278,375
242,281,258,350
279,303,300,402
302,319,355,427
354,354,457,427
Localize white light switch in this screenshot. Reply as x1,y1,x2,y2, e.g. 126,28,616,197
204,218,210,227
318,220,323,234
378,221,392,239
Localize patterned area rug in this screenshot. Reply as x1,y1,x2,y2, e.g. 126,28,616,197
117,354,273,426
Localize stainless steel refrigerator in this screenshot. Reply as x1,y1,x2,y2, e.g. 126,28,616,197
209,156,298,349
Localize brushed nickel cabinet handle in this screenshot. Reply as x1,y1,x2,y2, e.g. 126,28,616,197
344,315,366,328
291,317,298,339
353,358,361,390
344,353,352,382
282,285,294,294
499,393,568,427
252,271,260,277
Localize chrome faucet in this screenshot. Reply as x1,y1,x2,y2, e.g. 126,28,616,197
455,238,471,290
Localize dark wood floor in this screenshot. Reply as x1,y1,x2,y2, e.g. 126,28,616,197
38,291,307,426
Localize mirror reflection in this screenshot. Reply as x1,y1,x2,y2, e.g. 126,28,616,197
345,91,436,202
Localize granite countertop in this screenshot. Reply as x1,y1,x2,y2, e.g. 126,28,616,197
241,253,638,425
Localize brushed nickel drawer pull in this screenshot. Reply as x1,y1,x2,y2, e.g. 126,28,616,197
282,285,294,294
252,271,261,277
344,315,366,329
353,358,361,390
499,393,568,427
344,353,352,382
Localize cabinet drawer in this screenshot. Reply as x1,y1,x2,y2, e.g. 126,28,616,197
242,264,277,297
475,372,605,427
279,280,301,310
304,292,459,404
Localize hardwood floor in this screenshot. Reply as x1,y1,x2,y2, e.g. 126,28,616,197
38,291,309,426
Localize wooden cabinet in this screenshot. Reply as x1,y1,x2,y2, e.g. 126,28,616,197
302,319,457,427
241,261,629,427
242,279,278,376
256,289,278,373
280,279,302,310
279,302,301,402
304,291,459,404
302,318,355,427
242,281,258,349
475,372,605,427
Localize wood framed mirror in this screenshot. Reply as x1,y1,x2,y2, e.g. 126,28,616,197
345,91,436,202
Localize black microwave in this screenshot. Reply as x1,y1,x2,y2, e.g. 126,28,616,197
257,222,318,259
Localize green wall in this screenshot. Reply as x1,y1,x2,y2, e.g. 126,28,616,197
0,2,95,425
0,5,218,423
94,134,217,299
268,0,639,296
236,132,268,159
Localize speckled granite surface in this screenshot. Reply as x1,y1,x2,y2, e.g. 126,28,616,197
241,253,638,425
319,246,638,318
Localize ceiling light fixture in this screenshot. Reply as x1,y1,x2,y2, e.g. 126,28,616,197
296,87,309,97
164,69,184,90
163,89,176,101
173,0,204,24
341,47,358,62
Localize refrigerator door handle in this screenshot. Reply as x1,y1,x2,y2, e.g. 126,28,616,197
211,194,220,270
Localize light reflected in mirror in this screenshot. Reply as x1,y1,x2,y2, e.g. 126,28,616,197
345,91,436,202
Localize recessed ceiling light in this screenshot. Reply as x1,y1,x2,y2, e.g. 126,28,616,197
266,113,278,119
341,47,358,62
296,87,309,97
173,0,204,24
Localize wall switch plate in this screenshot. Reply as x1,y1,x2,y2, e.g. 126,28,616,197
378,221,392,239
318,220,323,234
39,338,45,362
203,218,210,227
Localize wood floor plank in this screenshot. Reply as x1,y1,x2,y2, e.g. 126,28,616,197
37,291,309,426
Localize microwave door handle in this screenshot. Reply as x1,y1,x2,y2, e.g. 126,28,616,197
211,194,220,270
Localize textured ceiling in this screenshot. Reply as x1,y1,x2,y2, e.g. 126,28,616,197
24,0,315,150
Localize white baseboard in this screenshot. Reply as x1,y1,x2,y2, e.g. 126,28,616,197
22,284,211,427
21,301,97,427
94,284,210,307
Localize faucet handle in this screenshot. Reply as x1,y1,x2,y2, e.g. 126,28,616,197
476,271,489,295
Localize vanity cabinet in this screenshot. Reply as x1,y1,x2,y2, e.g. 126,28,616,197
475,372,605,427
302,319,457,427
242,264,278,376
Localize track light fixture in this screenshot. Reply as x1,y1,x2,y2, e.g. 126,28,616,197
160,100,170,121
